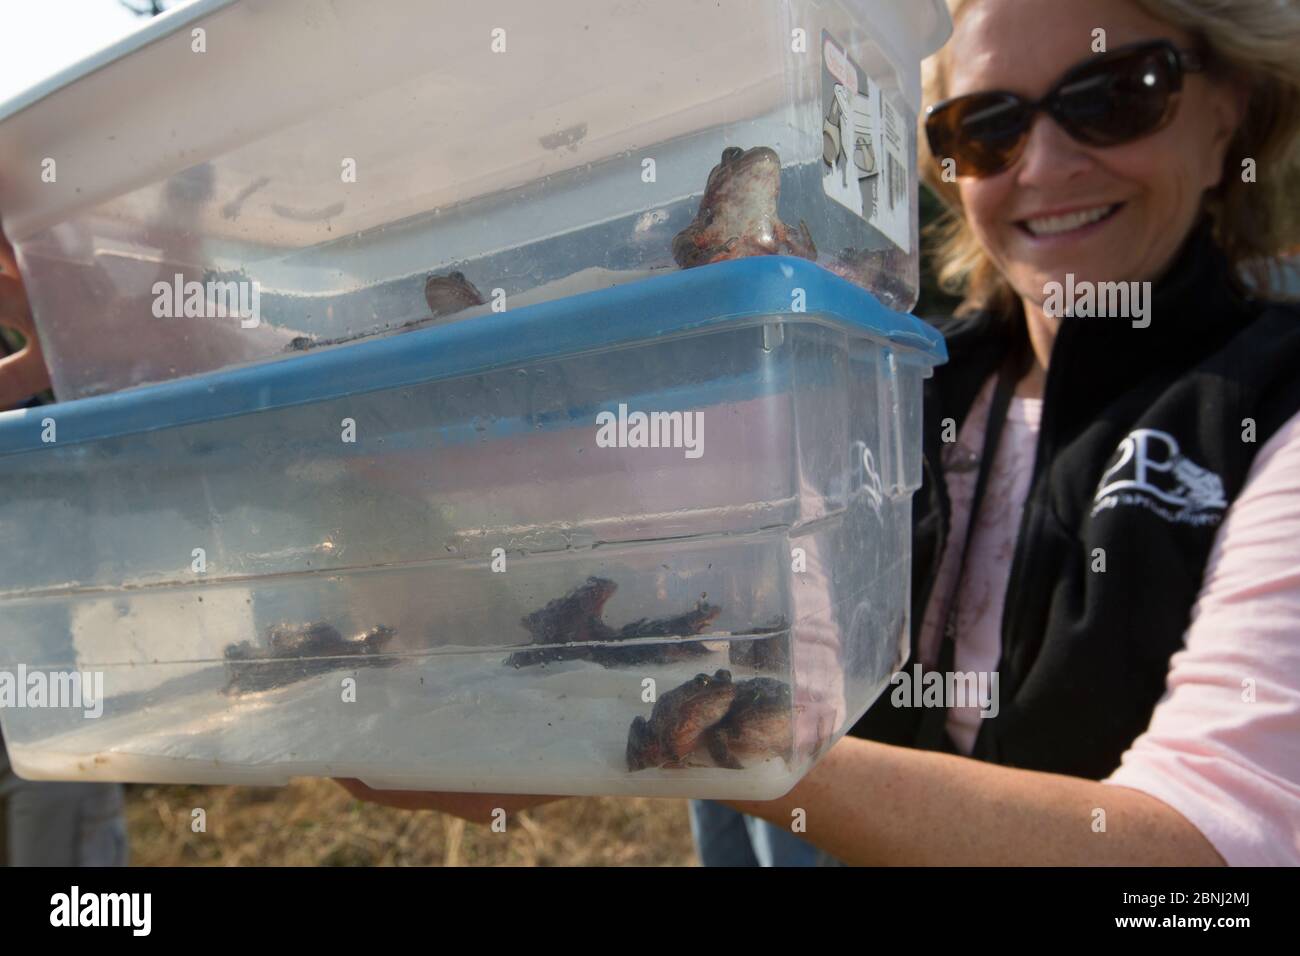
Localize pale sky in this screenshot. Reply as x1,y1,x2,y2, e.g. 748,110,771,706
0,0,188,108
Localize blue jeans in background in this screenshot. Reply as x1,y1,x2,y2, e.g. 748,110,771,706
689,799,839,866
0,736,128,867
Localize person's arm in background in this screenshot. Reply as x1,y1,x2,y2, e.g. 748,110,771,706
338,726,1220,863
0,232,52,408
725,737,1224,866
728,411,1300,865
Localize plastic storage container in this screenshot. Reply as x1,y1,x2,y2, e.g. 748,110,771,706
0,0,951,400
0,257,946,798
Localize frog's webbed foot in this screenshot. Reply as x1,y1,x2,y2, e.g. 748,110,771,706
704,727,744,770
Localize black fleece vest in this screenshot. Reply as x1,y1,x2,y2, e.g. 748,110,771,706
851,225,1300,779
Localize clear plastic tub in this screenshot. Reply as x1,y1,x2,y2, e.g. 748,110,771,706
0,0,950,399
0,257,945,798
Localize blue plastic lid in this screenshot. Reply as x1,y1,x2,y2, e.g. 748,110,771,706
0,256,946,456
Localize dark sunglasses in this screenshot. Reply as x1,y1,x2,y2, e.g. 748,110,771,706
925,39,1205,178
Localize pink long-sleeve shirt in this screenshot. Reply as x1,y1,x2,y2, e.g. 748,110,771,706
919,374,1300,866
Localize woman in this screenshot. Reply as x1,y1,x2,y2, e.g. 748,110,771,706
343,0,1300,865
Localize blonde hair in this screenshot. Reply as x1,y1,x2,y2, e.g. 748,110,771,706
921,0,1300,316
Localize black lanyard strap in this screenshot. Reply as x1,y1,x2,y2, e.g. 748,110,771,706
934,355,1022,672
915,348,1030,753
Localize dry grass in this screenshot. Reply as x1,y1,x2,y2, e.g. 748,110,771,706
124,779,698,866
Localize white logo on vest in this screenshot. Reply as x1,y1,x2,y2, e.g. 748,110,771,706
1092,428,1227,525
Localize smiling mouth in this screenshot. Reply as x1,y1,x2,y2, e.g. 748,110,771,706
1018,203,1124,238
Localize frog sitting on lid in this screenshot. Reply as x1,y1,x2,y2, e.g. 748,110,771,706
671,146,817,269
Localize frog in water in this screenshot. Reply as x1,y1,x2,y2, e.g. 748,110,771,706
284,272,485,352
703,677,793,769
626,669,739,771
266,621,344,657
424,270,485,318
266,622,396,659
591,596,721,667
506,576,620,667
508,580,724,668
222,622,398,694
727,616,790,669
672,146,817,269
626,672,795,771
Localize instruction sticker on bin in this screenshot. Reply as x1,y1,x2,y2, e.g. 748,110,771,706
820,32,910,254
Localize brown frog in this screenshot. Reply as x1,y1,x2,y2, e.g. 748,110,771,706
424,270,485,318
508,580,723,668
591,596,721,667
626,669,739,771
266,622,396,658
506,577,620,667
703,677,793,769
266,621,344,657
672,146,817,269
222,622,398,695
727,616,790,669
285,272,485,352
626,671,795,771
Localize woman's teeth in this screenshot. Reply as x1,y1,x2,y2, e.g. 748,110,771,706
1022,204,1118,237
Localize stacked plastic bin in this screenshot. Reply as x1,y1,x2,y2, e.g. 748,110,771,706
0,0,950,797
